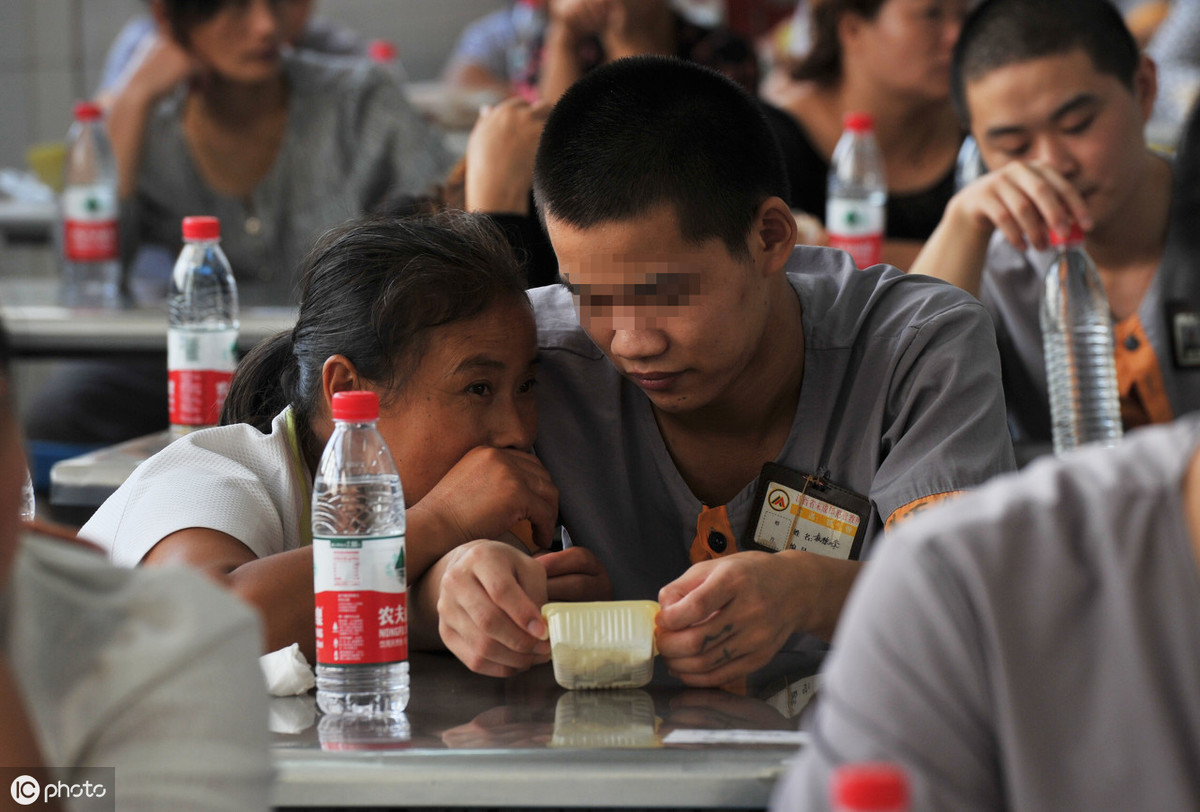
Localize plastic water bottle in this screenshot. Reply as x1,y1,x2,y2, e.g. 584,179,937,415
367,39,407,83
61,101,121,308
1041,225,1123,455
313,390,409,718
20,468,35,522
167,216,238,437
955,135,987,190
827,112,887,269
832,763,909,812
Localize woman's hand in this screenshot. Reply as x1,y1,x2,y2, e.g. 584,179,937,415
411,446,560,554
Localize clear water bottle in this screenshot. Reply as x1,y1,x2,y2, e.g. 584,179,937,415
313,390,409,718
20,468,35,522
61,101,121,308
367,39,407,83
955,134,987,191
832,763,909,812
167,216,239,437
827,111,887,269
1041,224,1123,455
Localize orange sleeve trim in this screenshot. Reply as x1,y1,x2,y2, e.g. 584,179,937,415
508,519,539,554
885,491,962,531
1113,315,1173,429
690,505,739,564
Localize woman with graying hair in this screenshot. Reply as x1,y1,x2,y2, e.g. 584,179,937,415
82,211,611,660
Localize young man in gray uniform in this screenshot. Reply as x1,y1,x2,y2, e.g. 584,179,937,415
772,417,1200,810
910,0,1200,445
413,56,1015,685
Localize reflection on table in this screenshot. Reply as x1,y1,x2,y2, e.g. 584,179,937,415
271,650,823,810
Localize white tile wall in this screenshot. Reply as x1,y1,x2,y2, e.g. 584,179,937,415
1,0,509,170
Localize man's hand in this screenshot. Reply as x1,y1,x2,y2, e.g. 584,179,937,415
465,98,550,215
413,446,559,554
655,551,860,687
951,159,1093,253
537,546,612,602
548,0,613,37
435,540,551,678
908,159,1095,294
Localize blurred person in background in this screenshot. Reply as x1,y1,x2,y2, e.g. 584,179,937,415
0,315,272,809
761,0,968,270
907,0,1197,449
25,0,450,454
96,0,367,108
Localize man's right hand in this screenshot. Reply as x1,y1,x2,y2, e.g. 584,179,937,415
950,159,1093,253
435,540,551,678
908,159,1095,295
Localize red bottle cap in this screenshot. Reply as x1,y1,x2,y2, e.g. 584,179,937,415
181,216,221,241
843,112,874,133
1049,223,1086,246
832,764,908,810
368,39,397,64
332,391,379,422
73,101,102,122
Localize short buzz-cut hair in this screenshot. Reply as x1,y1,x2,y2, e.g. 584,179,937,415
951,0,1141,127
533,55,790,260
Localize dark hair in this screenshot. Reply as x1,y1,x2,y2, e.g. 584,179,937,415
951,0,1140,127
532,55,789,260
789,0,888,87
221,211,527,437
161,0,226,42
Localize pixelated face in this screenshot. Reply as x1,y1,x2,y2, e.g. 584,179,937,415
966,48,1153,233
373,296,538,506
853,0,967,101
546,205,773,415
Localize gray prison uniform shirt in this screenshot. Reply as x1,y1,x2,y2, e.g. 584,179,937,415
124,50,450,305
1,533,272,811
530,244,1015,613
979,182,1200,444
773,416,1200,812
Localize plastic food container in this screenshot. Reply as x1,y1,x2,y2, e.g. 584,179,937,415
541,600,660,690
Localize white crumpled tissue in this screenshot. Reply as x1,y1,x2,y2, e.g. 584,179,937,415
259,642,316,697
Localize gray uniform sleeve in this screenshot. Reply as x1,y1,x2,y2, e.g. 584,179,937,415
871,298,1015,524
770,530,1002,812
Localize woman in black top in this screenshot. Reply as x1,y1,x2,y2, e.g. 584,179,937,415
763,0,968,269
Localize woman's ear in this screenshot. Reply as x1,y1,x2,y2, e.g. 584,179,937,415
320,355,361,415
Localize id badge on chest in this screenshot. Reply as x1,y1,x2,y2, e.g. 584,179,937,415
741,462,870,561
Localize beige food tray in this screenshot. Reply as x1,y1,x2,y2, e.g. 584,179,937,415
541,600,660,690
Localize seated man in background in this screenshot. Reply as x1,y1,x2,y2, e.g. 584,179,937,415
414,56,1015,685
771,414,1200,810
0,319,271,808
908,0,1198,446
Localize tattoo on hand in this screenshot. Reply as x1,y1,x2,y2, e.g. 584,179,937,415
699,624,734,652
715,647,733,666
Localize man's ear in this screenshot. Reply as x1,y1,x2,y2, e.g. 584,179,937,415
1134,53,1158,124
320,355,361,416
750,196,798,275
